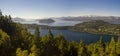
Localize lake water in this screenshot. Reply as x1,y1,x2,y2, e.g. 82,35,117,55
28,29,118,44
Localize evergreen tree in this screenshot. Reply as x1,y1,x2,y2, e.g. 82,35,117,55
34,25,40,38
32,25,40,45
109,37,116,49
0,29,11,56
16,48,29,56
0,13,15,37
109,37,117,56
48,29,53,38
98,36,105,47
67,41,78,56
16,48,22,56
41,29,54,45
97,36,105,56
0,9,2,16
78,40,88,56
29,45,40,56
105,43,110,56
8,15,12,22
92,44,99,56
116,37,120,55
55,34,67,56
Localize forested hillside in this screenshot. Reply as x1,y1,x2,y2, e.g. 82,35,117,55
0,11,120,56
70,20,120,36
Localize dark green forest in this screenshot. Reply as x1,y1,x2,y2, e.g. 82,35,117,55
0,11,120,56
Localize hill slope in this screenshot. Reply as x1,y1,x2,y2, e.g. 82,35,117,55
69,20,120,35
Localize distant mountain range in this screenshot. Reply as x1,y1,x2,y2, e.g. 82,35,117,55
12,17,25,21
58,16,120,24
12,16,120,24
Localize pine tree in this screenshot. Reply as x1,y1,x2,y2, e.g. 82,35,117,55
16,48,22,56
98,36,105,56
116,37,120,55
92,44,99,56
8,15,12,22
67,41,78,56
55,34,67,56
41,29,54,45
16,48,29,56
32,25,40,45
48,29,53,38
0,29,11,56
0,9,2,16
98,36,104,47
78,40,88,56
109,37,116,49
29,45,40,56
34,25,40,38
109,37,117,56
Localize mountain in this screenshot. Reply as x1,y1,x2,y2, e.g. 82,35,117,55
37,18,55,24
60,16,120,24
35,16,120,24
75,20,110,28
69,20,120,35
12,16,120,25
12,17,25,21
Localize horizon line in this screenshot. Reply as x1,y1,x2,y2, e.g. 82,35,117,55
12,15,120,20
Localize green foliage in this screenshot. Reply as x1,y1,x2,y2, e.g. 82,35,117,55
109,37,117,56
16,48,28,56
32,25,40,45
34,25,40,37
0,29,11,56
98,37,105,56
109,37,116,49
29,45,40,56
55,34,67,56
0,10,120,56
0,29,11,46
67,41,78,56
116,37,120,55
0,11,32,56
48,29,53,37
78,40,89,56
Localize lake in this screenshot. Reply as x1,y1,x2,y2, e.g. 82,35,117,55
28,29,118,44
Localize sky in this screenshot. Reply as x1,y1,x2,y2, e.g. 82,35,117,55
0,0,120,19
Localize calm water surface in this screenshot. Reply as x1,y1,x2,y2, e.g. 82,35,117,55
28,29,118,44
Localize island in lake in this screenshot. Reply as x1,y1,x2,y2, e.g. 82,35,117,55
37,18,55,24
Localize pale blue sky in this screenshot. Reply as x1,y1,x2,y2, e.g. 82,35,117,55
0,0,120,19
